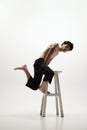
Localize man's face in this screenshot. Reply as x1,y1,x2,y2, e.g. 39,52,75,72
61,44,71,52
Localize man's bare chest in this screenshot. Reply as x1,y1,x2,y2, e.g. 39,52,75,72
49,51,59,59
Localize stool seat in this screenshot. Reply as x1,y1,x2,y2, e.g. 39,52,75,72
40,71,64,117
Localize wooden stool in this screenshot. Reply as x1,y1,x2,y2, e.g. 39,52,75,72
40,71,64,117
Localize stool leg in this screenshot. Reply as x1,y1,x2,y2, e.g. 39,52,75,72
56,73,64,117
40,96,44,116
40,86,48,117
54,75,59,115
42,95,47,117
55,92,59,115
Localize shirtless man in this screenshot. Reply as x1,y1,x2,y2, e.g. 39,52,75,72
14,41,73,93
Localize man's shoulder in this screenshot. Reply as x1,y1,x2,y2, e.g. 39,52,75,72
49,43,59,48
50,42,59,45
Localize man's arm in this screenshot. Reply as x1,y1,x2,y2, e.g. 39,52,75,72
44,43,59,63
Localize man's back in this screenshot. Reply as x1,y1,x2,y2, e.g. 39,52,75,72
40,43,59,64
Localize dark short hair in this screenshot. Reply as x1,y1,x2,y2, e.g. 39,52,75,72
61,41,74,51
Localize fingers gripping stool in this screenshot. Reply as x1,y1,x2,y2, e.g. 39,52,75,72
40,71,64,117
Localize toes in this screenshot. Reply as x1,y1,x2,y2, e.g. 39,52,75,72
14,67,18,70
47,91,50,94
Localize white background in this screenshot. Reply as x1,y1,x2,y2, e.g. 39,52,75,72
0,0,87,115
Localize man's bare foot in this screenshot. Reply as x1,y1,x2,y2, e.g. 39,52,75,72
39,87,50,94
14,64,31,79
14,65,27,70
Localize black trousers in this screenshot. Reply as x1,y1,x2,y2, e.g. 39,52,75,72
25,58,54,90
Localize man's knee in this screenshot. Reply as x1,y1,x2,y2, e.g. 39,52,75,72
43,69,54,83
25,77,39,90
32,85,39,90
47,69,54,77
48,70,54,83
50,69,54,76
26,84,39,90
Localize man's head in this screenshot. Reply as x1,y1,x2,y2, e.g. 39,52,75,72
61,41,74,52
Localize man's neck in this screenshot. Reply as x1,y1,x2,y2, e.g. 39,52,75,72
58,46,63,52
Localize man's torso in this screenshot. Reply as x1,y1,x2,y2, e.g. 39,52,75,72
40,45,59,64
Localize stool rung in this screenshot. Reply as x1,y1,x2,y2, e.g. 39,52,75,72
45,93,59,96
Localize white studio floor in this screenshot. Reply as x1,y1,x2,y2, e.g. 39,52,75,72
0,113,87,130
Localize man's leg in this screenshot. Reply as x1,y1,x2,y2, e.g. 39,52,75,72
14,65,31,80
14,64,42,90
39,81,48,93
39,65,54,93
